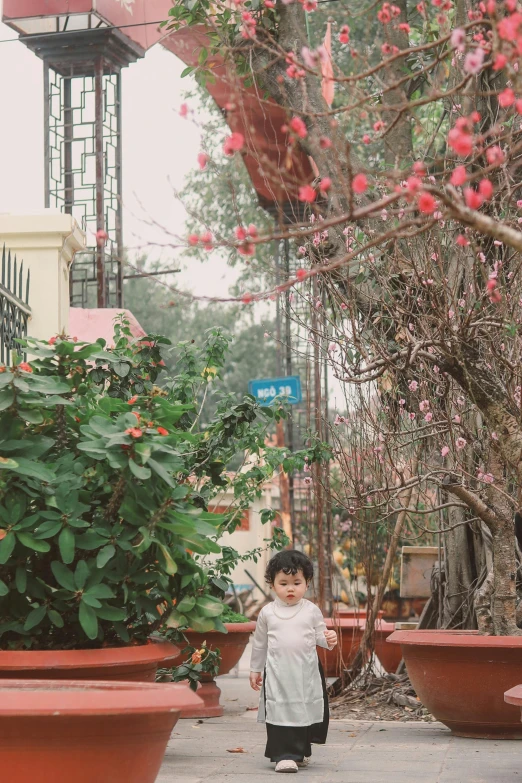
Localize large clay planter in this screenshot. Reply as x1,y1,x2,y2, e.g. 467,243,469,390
374,620,402,674
318,618,364,677
388,630,522,738
334,608,384,619
319,618,400,676
0,640,180,683
0,678,203,783
173,621,256,718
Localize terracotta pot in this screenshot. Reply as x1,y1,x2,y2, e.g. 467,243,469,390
0,640,180,683
172,622,256,718
335,608,384,620
318,618,364,677
374,620,402,674
0,678,203,783
319,618,400,676
388,630,522,738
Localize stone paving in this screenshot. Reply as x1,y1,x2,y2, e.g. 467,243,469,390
157,645,522,783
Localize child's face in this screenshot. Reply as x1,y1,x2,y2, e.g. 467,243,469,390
271,569,308,605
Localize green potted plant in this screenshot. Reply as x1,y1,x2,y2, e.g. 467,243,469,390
0,319,309,675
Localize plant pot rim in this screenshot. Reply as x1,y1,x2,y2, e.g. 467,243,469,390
0,678,199,717
387,629,522,648
0,639,180,670
325,618,395,630
186,622,256,634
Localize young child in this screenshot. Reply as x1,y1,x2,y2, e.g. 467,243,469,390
249,549,337,773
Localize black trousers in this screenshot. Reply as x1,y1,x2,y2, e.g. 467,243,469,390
264,659,329,763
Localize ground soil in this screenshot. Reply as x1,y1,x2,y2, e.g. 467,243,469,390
329,673,435,723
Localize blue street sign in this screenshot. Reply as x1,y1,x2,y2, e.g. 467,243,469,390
248,376,302,406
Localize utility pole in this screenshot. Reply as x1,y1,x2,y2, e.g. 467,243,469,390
274,238,293,546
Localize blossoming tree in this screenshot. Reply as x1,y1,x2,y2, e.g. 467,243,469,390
168,0,522,635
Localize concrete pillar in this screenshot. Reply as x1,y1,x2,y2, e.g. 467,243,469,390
0,211,86,341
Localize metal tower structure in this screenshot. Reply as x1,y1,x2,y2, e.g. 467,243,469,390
2,1,169,309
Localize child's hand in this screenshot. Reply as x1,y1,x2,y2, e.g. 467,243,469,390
325,630,337,649
250,671,263,691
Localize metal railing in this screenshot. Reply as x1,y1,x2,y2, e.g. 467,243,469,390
0,245,31,365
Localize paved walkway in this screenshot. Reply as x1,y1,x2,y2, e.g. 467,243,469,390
158,643,522,783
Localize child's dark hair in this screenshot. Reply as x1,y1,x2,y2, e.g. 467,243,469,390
264,549,314,584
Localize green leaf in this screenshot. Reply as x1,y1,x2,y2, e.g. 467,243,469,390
77,531,109,550
195,595,224,618
24,604,47,631
128,459,151,480
15,566,27,593
74,560,90,589
51,561,76,592
82,594,102,608
157,543,178,575
177,595,196,613
112,361,131,378
58,528,75,564
181,573,194,589
17,533,51,553
34,520,62,539
28,375,71,394
8,458,55,483
79,601,98,640
95,605,127,621
0,579,8,596
0,457,18,470
96,544,116,569
188,615,216,633
48,609,64,628
84,584,115,600
0,531,15,563
0,388,14,411
0,372,14,387
148,458,176,488
17,408,45,424
12,377,29,392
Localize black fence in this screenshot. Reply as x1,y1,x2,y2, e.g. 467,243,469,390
0,245,31,365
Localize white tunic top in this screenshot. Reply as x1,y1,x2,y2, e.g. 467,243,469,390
250,597,329,727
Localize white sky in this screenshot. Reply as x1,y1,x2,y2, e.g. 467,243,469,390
0,6,237,298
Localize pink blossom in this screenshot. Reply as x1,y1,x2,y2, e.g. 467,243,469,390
339,25,350,44
299,184,316,202
453,415,461,423
197,152,209,170
463,47,485,74
408,380,418,392
486,146,505,166
456,437,467,450
441,446,450,457
289,116,308,138
223,132,245,155
450,27,466,52
419,399,430,412
424,412,433,422
450,166,467,186
303,476,313,486
352,174,368,193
